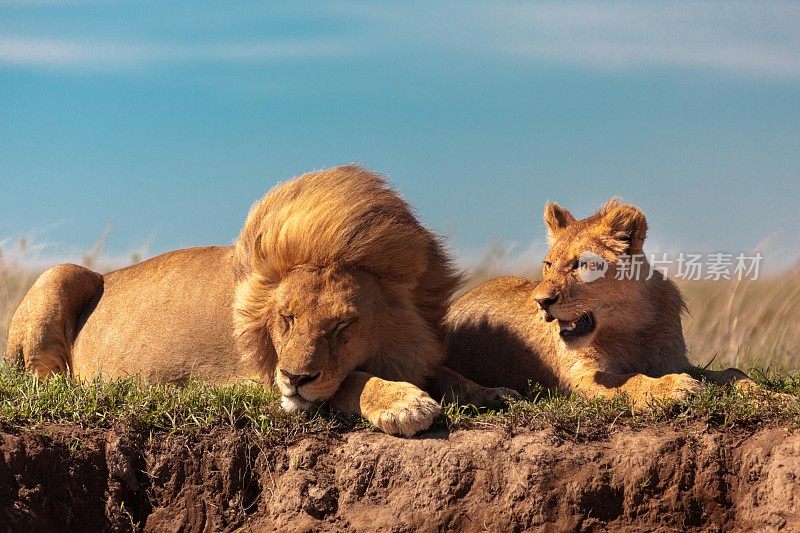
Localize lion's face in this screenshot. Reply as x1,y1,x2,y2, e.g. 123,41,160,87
533,199,649,349
268,266,384,411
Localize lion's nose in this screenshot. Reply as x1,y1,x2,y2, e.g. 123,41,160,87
280,370,320,388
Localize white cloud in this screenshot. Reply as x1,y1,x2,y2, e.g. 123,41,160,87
0,37,352,69
351,0,800,81
487,2,800,80
0,0,107,4
1,1,799,80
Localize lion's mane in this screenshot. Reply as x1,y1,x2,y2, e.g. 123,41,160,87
232,165,462,374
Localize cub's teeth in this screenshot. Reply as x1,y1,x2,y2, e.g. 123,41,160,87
561,321,577,331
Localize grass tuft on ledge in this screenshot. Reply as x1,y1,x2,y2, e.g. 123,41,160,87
0,363,353,441
444,371,800,441
0,362,797,443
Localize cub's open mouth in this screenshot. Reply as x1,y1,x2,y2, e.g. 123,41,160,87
558,313,596,341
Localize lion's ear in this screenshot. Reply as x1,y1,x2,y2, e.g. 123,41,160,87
543,202,576,245
600,204,648,255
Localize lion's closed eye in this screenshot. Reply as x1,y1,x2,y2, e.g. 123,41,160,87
333,318,357,336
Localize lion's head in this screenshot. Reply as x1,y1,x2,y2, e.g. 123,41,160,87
533,198,682,349
232,165,461,411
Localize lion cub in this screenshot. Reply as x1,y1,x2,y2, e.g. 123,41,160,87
445,199,753,409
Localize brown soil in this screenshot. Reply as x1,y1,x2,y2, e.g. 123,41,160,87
0,422,798,532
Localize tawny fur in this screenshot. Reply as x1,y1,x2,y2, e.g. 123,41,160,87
445,199,751,409
5,165,505,436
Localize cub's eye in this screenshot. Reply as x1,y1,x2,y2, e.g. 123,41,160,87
281,315,294,330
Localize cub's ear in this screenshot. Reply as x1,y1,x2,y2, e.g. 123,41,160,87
543,202,576,245
600,204,648,255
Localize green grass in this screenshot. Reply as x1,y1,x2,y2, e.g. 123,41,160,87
0,363,354,441
446,374,800,441
0,363,797,443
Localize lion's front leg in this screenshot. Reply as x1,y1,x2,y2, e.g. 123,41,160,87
426,365,520,406
331,371,441,437
568,368,702,410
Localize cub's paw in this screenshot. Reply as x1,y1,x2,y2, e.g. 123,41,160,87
656,372,703,402
367,383,441,437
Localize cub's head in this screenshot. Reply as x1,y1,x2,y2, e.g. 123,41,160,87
533,198,653,349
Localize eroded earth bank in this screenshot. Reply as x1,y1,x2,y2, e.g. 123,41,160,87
1,422,798,532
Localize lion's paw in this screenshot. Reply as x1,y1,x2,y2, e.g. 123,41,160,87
368,384,441,437
465,385,521,407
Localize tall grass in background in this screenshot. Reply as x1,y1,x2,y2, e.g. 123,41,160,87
681,273,800,370
1,236,799,371
0,238,42,351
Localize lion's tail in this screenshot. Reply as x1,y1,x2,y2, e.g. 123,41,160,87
5,264,103,378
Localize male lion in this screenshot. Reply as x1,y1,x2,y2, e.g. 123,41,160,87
6,165,507,436
444,198,754,408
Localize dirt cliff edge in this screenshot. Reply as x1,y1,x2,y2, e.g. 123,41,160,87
1,423,798,532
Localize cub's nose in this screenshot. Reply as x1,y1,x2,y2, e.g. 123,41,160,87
280,370,320,388
534,294,559,311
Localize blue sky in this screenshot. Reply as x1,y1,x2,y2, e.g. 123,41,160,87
1,1,799,270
